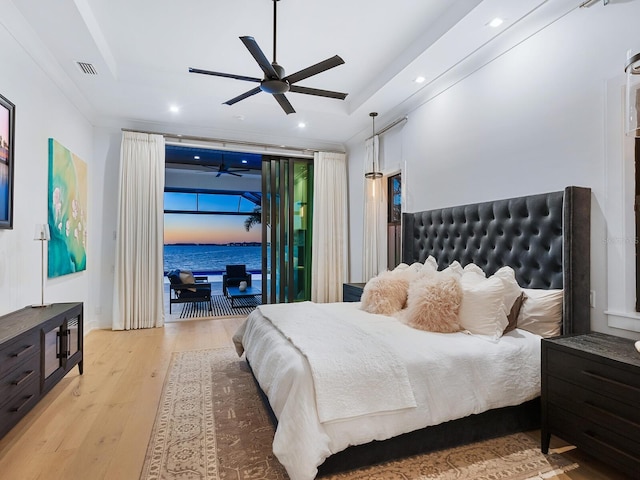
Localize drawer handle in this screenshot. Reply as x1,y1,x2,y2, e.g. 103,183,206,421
584,400,640,429
11,370,35,386
584,430,637,461
582,370,640,393
11,395,34,412
11,344,35,358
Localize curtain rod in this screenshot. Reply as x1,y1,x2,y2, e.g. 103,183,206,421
120,128,344,156
366,115,408,141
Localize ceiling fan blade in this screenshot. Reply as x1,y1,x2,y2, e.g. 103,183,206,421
284,55,345,85
289,85,347,100
240,36,280,79
189,67,261,83
216,172,222,177
224,86,262,106
273,94,295,114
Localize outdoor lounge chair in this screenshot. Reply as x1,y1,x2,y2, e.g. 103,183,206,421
222,264,252,296
167,269,213,314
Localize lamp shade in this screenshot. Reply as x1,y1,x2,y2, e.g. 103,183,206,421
625,49,640,137
34,223,50,241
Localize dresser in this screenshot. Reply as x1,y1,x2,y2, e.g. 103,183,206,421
343,283,365,302
541,333,640,477
0,303,83,438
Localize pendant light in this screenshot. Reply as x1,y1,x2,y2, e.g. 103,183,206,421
625,49,640,137
365,112,383,179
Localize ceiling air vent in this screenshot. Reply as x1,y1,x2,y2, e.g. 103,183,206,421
76,61,98,75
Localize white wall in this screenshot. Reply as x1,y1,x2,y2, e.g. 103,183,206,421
0,18,96,328
347,2,640,340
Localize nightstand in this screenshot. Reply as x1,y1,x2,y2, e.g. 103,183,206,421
343,283,365,302
541,333,640,478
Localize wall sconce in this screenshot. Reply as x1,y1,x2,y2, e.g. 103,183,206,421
625,49,640,137
364,112,383,179
33,223,50,308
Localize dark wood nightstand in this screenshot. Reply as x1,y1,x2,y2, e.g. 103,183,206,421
343,283,365,302
541,332,640,478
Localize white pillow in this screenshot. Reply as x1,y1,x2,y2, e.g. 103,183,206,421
493,267,523,315
458,275,508,340
442,260,463,277
517,288,563,338
463,263,486,277
424,255,438,271
392,263,410,273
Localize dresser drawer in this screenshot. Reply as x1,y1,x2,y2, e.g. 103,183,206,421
0,330,39,379
0,351,40,408
546,347,640,406
547,376,640,438
0,374,40,437
548,404,640,476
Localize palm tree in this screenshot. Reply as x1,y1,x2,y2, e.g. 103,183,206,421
244,206,261,232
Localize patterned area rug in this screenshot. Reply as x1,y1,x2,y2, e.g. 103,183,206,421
178,295,259,318
140,348,579,480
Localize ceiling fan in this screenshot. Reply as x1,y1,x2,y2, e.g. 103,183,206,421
206,161,250,177
189,0,347,114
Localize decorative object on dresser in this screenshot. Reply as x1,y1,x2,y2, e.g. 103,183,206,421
343,282,365,302
0,303,83,439
32,223,51,308
541,332,640,478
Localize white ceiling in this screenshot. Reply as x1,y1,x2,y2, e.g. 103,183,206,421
7,0,583,151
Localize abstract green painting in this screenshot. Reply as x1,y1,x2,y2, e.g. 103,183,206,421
48,138,87,277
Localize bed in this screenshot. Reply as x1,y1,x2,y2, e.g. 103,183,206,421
233,186,591,480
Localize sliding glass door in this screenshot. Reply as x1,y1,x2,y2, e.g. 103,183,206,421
262,156,313,303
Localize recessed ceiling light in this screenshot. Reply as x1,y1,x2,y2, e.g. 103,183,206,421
169,105,180,113
415,76,426,83
298,122,306,128
488,17,504,28
241,159,248,164
194,155,200,160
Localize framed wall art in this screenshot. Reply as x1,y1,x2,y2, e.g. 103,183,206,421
48,138,87,277
0,94,15,229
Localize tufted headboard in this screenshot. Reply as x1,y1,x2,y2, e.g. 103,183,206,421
402,186,591,335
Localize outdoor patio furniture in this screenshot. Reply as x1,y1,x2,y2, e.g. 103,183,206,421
222,264,252,296
167,269,213,314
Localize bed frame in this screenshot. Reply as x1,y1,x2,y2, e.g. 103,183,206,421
314,186,591,476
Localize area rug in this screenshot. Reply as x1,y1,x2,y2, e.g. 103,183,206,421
140,347,579,480
178,295,259,318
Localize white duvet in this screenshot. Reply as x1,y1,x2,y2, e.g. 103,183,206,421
233,302,542,480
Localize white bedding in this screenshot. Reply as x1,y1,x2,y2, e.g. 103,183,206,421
233,301,542,480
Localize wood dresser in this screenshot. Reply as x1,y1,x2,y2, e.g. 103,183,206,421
0,303,83,439
343,283,365,302
541,332,640,478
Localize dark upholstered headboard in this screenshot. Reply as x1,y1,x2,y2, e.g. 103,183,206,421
402,186,591,335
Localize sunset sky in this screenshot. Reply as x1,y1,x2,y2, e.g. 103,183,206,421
163,192,260,244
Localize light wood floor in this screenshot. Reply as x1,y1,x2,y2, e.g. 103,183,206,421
0,316,629,480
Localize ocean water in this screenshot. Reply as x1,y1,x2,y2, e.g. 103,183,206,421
164,244,264,273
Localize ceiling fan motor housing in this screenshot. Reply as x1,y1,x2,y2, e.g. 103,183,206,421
260,63,289,94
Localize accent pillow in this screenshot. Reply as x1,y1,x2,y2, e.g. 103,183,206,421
503,292,525,334
361,271,409,315
517,288,563,338
400,275,463,333
179,270,197,292
458,275,508,340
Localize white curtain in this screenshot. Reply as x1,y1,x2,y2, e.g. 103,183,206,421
112,132,165,330
311,151,348,302
363,135,386,281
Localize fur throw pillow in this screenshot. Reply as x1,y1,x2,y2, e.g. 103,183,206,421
399,275,463,333
361,271,409,315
